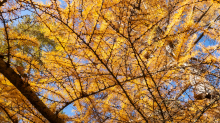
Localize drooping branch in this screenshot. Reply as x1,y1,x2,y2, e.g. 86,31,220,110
0,59,64,123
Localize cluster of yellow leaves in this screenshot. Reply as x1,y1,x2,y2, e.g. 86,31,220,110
1,0,220,122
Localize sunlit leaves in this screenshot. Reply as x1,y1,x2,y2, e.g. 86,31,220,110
1,0,220,122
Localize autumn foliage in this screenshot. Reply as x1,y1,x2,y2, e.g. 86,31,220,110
1,0,220,122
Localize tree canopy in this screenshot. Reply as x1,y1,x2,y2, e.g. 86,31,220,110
1,0,220,122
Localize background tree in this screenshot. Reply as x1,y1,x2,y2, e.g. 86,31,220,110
1,0,220,122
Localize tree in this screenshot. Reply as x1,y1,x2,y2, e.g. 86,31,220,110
1,0,220,122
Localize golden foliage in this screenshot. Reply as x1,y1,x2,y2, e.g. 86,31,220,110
1,0,220,122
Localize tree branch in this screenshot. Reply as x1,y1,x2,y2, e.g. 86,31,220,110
0,59,64,123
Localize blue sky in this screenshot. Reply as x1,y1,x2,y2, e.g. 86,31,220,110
2,0,220,121
0,0,75,117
